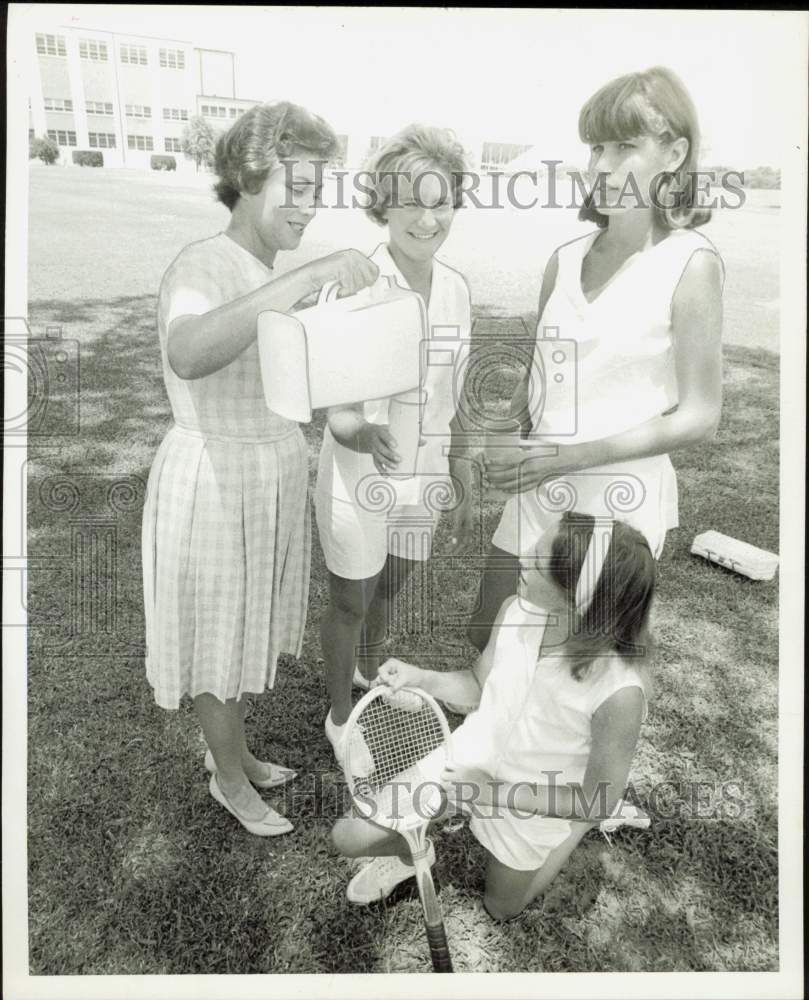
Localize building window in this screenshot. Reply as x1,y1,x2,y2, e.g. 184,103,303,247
229,107,239,118
79,39,108,61
89,132,117,149
164,137,183,153
158,48,185,70
120,44,148,66
201,104,228,119
47,129,77,147
86,101,114,116
43,98,73,112
479,141,533,172
125,104,152,119
29,128,35,141
36,33,67,57
162,107,189,122
127,135,154,151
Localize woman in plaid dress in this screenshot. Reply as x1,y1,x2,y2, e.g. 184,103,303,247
142,102,378,836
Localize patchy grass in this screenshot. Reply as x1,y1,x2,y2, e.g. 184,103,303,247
26,167,779,974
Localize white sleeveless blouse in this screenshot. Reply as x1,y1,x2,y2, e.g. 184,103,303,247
493,227,723,558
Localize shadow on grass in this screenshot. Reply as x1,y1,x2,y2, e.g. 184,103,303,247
28,294,173,477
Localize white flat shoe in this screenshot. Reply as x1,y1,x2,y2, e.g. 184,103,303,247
209,774,294,837
352,666,373,691
204,749,296,789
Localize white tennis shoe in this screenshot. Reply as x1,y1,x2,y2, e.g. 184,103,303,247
325,711,374,777
347,841,437,905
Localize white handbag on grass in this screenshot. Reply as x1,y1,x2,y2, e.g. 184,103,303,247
257,275,427,423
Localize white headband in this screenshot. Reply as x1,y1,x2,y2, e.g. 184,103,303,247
574,519,614,614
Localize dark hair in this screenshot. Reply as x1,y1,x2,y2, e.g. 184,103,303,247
363,124,469,226
545,511,656,679
213,100,339,211
577,66,711,231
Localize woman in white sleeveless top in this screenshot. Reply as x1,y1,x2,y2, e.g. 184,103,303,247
315,126,474,770
142,103,378,835
470,67,724,650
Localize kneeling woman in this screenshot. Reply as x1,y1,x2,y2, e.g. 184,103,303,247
332,512,655,919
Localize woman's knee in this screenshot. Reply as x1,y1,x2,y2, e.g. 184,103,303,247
327,576,376,624
331,817,360,857
483,891,527,922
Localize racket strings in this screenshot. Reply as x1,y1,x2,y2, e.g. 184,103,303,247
346,695,446,814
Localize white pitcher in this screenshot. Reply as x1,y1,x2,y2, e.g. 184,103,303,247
257,275,426,422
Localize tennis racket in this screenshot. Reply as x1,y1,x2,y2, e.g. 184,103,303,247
343,684,454,973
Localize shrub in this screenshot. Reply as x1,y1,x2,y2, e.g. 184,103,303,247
150,154,177,172
29,135,60,165
72,150,104,167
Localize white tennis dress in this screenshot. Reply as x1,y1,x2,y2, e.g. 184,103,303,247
442,595,648,871
142,233,310,709
493,227,724,559
315,243,471,579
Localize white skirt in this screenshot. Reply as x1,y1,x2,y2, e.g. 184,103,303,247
492,455,679,559
141,424,311,709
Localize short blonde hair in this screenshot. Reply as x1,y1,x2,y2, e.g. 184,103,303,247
363,124,469,226
213,101,339,211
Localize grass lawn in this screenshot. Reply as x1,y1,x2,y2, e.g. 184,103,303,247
25,166,779,974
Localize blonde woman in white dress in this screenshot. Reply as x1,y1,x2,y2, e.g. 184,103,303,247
315,126,475,770
142,102,378,835
469,67,725,651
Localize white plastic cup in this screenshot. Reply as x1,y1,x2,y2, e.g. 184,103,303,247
387,389,422,479
484,419,527,501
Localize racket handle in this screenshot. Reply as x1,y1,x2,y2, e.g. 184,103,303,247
426,924,453,972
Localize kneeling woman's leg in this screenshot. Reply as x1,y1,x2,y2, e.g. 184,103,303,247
332,807,450,904
483,822,594,921
332,812,411,863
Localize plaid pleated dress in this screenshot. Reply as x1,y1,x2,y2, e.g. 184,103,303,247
142,233,311,709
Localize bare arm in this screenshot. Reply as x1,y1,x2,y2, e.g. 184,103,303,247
327,402,401,472
510,251,559,433
447,685,644,823
167,266,317,380
377,596,515,708
167,249,379,380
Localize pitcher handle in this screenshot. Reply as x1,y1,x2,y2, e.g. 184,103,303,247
317,280,342,305
368,273,399,301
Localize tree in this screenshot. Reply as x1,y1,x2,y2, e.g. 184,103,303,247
29,134,60,165
181,116,217,172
